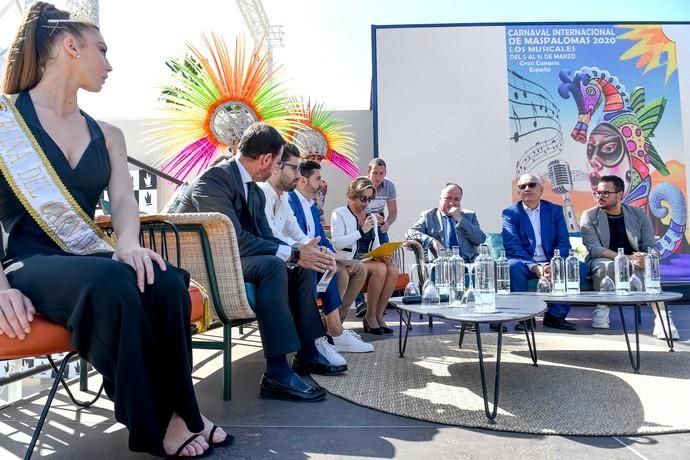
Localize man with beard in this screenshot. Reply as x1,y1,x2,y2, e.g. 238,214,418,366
171,123,347,401
580,175,679,338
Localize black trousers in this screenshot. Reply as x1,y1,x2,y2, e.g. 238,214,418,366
5,253,203,457
240,255,325,358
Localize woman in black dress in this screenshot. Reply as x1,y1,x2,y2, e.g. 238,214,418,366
0,3,228,457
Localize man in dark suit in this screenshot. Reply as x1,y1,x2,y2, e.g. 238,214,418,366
172,123,346,401
502,174,588,330
405,183,486,262
288,160,371,353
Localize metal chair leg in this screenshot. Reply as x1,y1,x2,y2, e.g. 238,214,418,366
223,324,232,401
47,356,104,408
25,351,77,460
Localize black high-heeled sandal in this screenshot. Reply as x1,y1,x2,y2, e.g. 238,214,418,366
380,326,394,334
363,318,384,335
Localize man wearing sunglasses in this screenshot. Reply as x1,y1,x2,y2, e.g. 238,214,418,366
502,174,588,330
580,175,679,337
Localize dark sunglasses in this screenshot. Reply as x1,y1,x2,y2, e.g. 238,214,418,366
517,182,540,190
358,195,374,203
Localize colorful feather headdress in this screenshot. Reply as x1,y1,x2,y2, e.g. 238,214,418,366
290,99,360,178
146,34,300,181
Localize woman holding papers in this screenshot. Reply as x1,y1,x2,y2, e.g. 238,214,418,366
331,177,399,334
0,3,228,457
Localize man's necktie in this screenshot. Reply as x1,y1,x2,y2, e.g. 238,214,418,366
445,215,460,248
246,182,258,216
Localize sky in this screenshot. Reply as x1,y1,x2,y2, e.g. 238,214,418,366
0,0,689,120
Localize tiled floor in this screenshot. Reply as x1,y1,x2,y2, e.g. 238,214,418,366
1,304,689,459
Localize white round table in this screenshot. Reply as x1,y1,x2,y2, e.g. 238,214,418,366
510,291,682,373
391,294,547,423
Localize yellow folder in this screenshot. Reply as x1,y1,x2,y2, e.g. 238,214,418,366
360,241,404,260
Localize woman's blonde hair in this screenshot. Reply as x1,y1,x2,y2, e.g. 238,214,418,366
346,176,376,201
2,2,98,94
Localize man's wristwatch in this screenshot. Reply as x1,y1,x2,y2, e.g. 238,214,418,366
290,247,301,264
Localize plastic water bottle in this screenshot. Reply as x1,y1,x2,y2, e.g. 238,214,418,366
475,244,496,308
496,250,510,295
550,249,566,296
614,248,631,295
449,246,465,305
644,246,661,294
565,249,580,295
435,249,450,299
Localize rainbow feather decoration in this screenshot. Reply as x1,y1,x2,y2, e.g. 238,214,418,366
291,99,359,178
146,34,299,181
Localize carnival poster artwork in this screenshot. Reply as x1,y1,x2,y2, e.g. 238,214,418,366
505,23,688,281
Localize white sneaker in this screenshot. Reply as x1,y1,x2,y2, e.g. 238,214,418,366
592,305,610,329
315,336,347,366
653,314,680,340
332,329,374,353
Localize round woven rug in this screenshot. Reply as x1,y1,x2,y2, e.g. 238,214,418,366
313,332,690,435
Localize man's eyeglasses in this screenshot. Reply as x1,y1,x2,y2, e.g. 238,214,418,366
593,190,619,198
358,195,375,203
278,161,299,172
517,182,539,190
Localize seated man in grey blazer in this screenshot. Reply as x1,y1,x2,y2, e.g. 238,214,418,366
405,183,486,262
580,175,678,338
406,183,496,331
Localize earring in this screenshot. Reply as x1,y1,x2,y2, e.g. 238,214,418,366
76,54,81,59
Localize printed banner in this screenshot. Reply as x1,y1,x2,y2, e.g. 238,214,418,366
506,24,688,280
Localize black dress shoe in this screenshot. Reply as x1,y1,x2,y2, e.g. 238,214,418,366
515,318,537,331
489,323,507,332
380,326,394,334
260,374,327,401
543,314,576,330
292,354,347,376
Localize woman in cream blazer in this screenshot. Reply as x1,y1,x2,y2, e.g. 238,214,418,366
331,177,398,334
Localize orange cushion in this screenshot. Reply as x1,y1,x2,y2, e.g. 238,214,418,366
189,285,205,323
0,315,73,359
1,286,205,360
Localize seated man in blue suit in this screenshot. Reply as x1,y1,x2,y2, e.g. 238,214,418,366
288,159,371,352
502,174,588,331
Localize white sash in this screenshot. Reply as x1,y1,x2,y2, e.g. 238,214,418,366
0,94,114,254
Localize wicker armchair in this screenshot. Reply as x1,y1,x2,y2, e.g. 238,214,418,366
98,213,256,400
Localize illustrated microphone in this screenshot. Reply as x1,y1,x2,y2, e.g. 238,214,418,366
548,159,574,194
547,159,580,232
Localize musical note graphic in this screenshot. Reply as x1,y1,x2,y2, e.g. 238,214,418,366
508,68,564,174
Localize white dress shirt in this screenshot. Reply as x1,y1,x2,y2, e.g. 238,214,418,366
523,202,547,264
235,157,292,260
258,182,310,246
294,190,316,239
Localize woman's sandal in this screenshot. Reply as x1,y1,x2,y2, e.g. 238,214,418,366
208,425,235,448
166,433,212,458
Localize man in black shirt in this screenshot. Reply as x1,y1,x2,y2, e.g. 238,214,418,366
580,175,678,338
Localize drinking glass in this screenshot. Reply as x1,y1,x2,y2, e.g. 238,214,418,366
629,260,644,293
536,262,551,294
421,262,440,307
404,263,420,296
459,263,476,306
599,260,616,293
